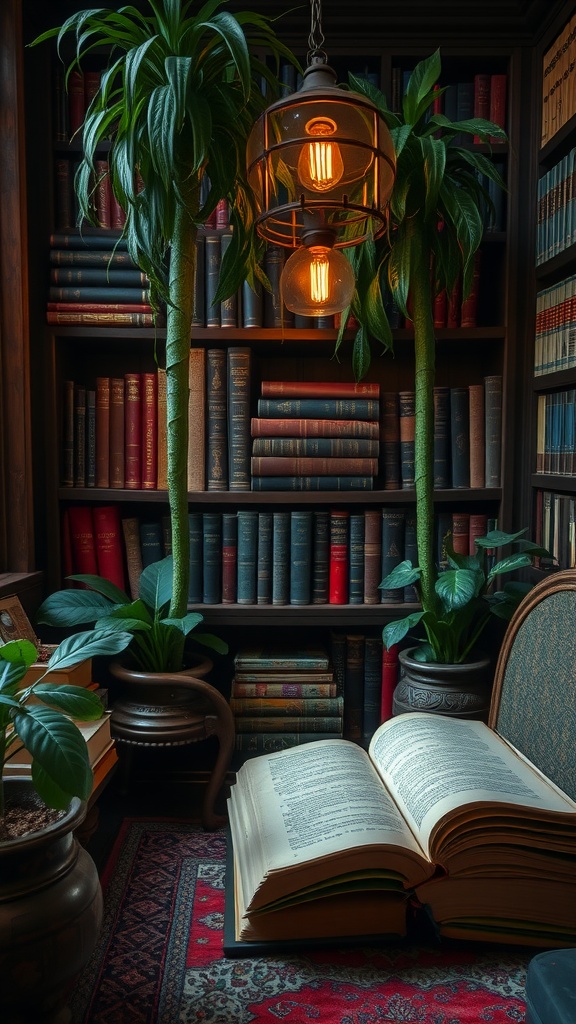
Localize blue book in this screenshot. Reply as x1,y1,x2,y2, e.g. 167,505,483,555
188,512,203,603
251,476,374,491
257,398,379,420
348,513,365,605
380,508,406,604
237,510,258,605
450,386,470,488
362,635,383,747
139,520,163,568
289,511,313,606
202,512,222,604
272,511,290,606
222,511,238,604
257,511,273,605
312,511,330,604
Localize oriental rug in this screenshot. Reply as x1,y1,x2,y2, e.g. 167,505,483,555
70,819,532,1024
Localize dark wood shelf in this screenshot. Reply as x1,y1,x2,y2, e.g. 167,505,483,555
189,603,419,627
532,368,576,390
59,487,502,505
531,474,576,494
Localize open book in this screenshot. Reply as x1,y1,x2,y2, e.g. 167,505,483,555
228,712,576,947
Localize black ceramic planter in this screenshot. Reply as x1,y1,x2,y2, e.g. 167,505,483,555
393,647,493,720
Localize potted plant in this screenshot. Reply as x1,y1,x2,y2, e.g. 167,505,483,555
339,51,549,715
31,0,297,668
0,631,121,1020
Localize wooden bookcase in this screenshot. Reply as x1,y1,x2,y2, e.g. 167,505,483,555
14,0,566,706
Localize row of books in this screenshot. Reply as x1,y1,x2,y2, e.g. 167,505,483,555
391,68,507,140
47,231,158,327
53,65,104,142
534,274,576,375
535,489,576,571
230,637,400,759
61,503,496,608
536,145,576,265
541,13,576,147
54,157,127,234
535,389,576,476
62,372,167,490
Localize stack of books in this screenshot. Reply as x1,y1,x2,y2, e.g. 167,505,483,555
47,230,158,327
251,380,381,491
231,646,343,759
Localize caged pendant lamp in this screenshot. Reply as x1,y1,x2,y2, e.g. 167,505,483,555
246,0,396,316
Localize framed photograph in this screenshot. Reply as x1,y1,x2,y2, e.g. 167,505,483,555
0,595,39,646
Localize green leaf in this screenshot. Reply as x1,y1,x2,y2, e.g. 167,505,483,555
380,560,421,591
435,568,481,610
36,587,116,626
190,631,229,655
31,684,104,721
382,611,425,650
45,628,134,668
12,706,93,806
0,639,38,669
139,555,174,612
488,553,532,577
475,528,527,548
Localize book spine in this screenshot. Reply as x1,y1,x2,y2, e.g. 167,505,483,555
460,251,481,327
256,398,380,420
139,519,163,567
489,72,507,140
363,509,382,604
260,381,381,398
141,373,158,489
251,477,374,491
68,505,99,575
450,386,471,488
124,373,142,489
93,159,111,229
380,508,406,603
235,716,342,733
311,510,330,605
221,511,238,605
86,389,96,488
188,348,206,491
220,233,238,327
47,302,153,314
242,279,263,328
230,697,343,716
348,512,365,604
452,511,471,555
205,232,221,327
48,286,150,304
202,512,222,603
329,510,349,605
95,377,110,488
329,630,346,698
381,391,400,489
227,347,252,491
399,390,415,488
362,635,383,746
433,386,451,489
234,651,330,671
289,510,313,606
49,249,135,268
484,374,503,486
473,72,491,142
49,232,129,251
156,368,168,490
109,377,125,489
264,245,285,327
206,349,228,490
188,512,203,603
68,68,85,136
250,456,378,476
62,380,75,487
251,437,379,457
55,158,73,231
251,418,379,439
468,383,486,488
469,513,488,555
73,384,86,488
272,511,290,606
380,643,399,722
122,516,143,600
237,510,258,605
93,504,126,591
232,681,337,697
256,511,273,605
192,235,205,328
46,312,157,326
343,633,364,743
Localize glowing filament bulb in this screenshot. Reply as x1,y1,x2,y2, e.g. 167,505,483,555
298,117,344,192
282,243,355,317
309,248,330,303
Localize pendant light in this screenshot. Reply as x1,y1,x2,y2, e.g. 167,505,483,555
246,0,396,316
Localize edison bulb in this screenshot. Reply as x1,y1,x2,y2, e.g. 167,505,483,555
297,117,344,192
282,245,355,317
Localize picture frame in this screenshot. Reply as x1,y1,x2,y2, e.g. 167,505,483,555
0,594,39,646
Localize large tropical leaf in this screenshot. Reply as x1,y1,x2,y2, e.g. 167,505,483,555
12,706,93,806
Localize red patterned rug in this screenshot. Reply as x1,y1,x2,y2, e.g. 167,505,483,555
70,819,532,1023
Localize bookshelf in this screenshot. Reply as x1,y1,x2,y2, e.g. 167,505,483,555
12,0,566,740
528,2,576,573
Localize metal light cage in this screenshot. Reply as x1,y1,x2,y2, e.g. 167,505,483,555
247,61,396,250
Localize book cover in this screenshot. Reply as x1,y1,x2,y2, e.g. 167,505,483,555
363,509,382,605
109,377,125,489
398,391,415,488
73,383,86,488
188,348,206,492
188,512,203,604
46,311,157,326
86,389,96,488
222,511,238,605
156,368,168,490
363,635,383,746
192,234,205,328
433,386,451,489
348,512,365,605
251,437,379,457
260,381,380,398
257,398,380,421
343,633,364,743
289,510,313,606
203,512,223,604
122,516,143,599
232,681,337,698
234,648,330,671
468,383,486,488
95,376,110,488
205,232,221,327
141,372,158,490
139,519,163,568
450,386,471,488
230,697,343,717
380,643,399,722
381,391,400,489
272,511,290,606
220,233,238,327
251,418,379,439
62,380,75,487
484,375,503,487
242,279,263,328
251,457,378,477
251,477,374,492
68,505,98,576
237,510,258,605
311,510,330,605
380,508,406,603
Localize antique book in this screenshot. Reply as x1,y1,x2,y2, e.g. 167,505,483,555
188,512,203,604
122,516,143,599
222,511,238,605
256,511,273,605
188,348,206,492
4,713,114,778
93,505,126,591
484,374,503,487
251,477,374,492
232,681,337,698
202,511,223,604
230,697,343,718
95,376,110,488
251,418,379,439
251,437,378,457
139,519,163,568
227,347,251,491
124,372,142,489
289,510,313,607
234,647,330,672
311,510,329,605
362,635,383,747
398,390,415,488
433,386,450,489
156,368,168,491
468,382,486,488
380,508,406,603
228,712,576,944
237,510,258,606
257,398,379,420
260,381,380,398
271,511,290,606
450,385,470,488
192,234,205,328
348,512,365,605
67,505,98,575
251,457,378,477
73,383,86,488
206,348,228,491
363,509,382,605
381,391,400,489
86,388,96,488
141,372,158,490
46,311,157,326
62,380,75,487
328,509,349,605
109,377,125,489
343,633,364,744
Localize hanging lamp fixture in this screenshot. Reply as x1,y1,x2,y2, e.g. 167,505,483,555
246,0,396,315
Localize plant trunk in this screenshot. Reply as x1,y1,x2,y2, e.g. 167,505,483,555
166,202,198,627
410,229,439,617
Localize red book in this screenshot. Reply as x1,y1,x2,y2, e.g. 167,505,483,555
433,289,447,328
124,372,142,488
452,512,471,555
109,378,125,489
381,643,399,722
67,505,98,576
83,69,101,111
95,377,110,488
489,73,507,139
215,198,229,229
473,73,491,142
110,189,127,230
61,509,74,585
93,504,126,591
469,513,488,555
432,82,442,115
447,277,462,328
260,381,380,399
68,68,85,137
251,418,379,439
328,510,349,605
141,372,158,490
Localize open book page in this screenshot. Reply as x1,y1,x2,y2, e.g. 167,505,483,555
369,713,576,864
228,737,432,914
